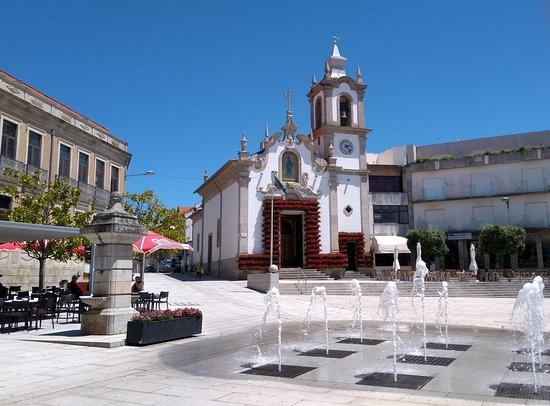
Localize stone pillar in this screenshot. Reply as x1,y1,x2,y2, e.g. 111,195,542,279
80,193,147,335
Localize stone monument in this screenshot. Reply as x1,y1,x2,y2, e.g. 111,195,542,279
80,193,147,335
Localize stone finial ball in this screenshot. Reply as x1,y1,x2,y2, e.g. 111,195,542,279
268,264,279,273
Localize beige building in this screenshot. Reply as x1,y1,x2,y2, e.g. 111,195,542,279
0,69,131,213
401,130,550,271
0,69,131,289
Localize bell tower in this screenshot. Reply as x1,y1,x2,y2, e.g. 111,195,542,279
307,39,370,161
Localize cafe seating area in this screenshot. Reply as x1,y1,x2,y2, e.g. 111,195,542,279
131,290,170,313
0,285,87,333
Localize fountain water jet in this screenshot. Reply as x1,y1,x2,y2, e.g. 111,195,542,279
378,281,400,382
349,279,363,342
411,242,429,361
300,286,329,354
255,287,283,371
511,277,545,393
436,281,449,348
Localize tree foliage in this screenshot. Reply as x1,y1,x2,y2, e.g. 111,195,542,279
0,169,91,288
124,189,185,241
479,224,526,267
405,228,449,258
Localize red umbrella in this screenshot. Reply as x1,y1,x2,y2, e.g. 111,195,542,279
133,230,188,254
0,241,23,251
132,231,192,287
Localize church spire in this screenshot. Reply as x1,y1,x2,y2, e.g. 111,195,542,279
281,91,297,142
325,36,347,79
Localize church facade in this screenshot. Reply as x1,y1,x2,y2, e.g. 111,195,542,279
191,42,386,279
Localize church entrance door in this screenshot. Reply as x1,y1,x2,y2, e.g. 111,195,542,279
281,214,303,268
346,241,357,270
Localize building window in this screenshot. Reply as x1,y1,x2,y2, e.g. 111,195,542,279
314,97,323,129
470,173,492,196
281,151,299,182
373,205,408,224
58,144,71,178
522,167,544,193
27,130,41,168
196,233,200,252
110,165,119,192
369,176,402,192
0,195,11,210
1,119,18,159
339,96,351,127
423,178,444,200
95,159,105,189
78,152,89,184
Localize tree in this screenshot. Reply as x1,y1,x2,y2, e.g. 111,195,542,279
479,224,526,269
0,169,91,289
124,190,185,241
405,228,449,263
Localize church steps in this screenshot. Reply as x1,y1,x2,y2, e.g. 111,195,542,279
277,280,527,298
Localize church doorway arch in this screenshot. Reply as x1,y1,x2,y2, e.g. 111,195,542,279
281,213,304,268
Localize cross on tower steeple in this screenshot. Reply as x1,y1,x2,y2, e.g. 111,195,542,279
283,91,293,112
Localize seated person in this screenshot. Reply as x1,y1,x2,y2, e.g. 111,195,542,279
67,274,83,298
131,276,143,293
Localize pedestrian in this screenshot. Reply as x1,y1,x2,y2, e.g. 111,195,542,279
67,274,83,298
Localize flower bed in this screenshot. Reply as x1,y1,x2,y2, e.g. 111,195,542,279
126,307,202,346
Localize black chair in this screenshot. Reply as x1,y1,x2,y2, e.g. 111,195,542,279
33,295,57,330
56,294,78,323
2,300,30,332
135,291,153,312
153,291,169,310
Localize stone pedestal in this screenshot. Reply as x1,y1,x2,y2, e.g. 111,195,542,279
80,193,147,335
247,272,279,293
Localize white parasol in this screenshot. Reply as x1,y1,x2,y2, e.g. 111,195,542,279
393,245,400,280
469,243,478,276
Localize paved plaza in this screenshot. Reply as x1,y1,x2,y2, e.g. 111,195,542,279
0,272,549,405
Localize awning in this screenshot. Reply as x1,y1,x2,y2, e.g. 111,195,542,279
372,235,411,254
0,220,81,243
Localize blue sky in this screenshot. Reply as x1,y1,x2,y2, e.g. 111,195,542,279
2,0,550,208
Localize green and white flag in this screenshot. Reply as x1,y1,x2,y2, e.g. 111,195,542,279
272,174,288,195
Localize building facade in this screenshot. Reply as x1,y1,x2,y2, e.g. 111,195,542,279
0,69,131,213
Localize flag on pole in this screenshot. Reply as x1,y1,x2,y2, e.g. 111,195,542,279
272,174,288,195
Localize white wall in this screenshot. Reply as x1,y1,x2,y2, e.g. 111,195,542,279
336,173,361,231
221,182,239,260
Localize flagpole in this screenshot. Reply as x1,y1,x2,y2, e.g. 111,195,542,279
270,186,274,266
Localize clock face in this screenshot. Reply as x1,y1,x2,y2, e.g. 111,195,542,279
339,138,354,155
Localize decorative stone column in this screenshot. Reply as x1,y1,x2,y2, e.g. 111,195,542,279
80,193,147,335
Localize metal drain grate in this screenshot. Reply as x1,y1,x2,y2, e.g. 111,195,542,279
516,348,550,356
508,362,550,373
338,338,385,345
299,349,356,359
495,382,550,400
241,364,316,378
356,372,432,390
426,342,471,351
392,354,456,366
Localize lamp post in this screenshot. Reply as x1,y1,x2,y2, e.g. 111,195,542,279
501,196,510,225
126,170,155,178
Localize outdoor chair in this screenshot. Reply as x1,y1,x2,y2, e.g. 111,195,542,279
135,291,153,312
57,294,78,323
153,291,169,310
33,294,57,330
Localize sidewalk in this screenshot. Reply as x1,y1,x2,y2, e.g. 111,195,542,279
0,272,547,405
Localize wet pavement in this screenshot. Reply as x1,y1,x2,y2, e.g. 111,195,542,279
0,272,549,405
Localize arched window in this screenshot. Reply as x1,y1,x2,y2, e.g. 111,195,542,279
339,96,351,127
314,97,323,129
281,151,299,182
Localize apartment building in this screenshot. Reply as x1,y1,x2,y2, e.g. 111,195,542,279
0,70,131,213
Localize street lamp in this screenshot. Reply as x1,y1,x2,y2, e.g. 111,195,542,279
126,170,155,178
501,196,510,225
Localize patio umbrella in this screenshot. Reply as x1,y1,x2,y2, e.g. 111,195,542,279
0,241,23,251
392,245,400,280
469,243,478,276
133,230,193,286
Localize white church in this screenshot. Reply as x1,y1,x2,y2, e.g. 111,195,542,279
189,41,409,279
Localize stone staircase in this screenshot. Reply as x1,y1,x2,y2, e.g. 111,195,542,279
277,268,330,280
277,279,528,298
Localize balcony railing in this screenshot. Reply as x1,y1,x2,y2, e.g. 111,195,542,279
422,186,444,200
523,213,550,228
1,155,48,181
522,179,545,193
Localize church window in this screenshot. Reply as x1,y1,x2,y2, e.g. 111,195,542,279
339,96,351,127
344,205,353,216
314,97,323,129
281,151,299,182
